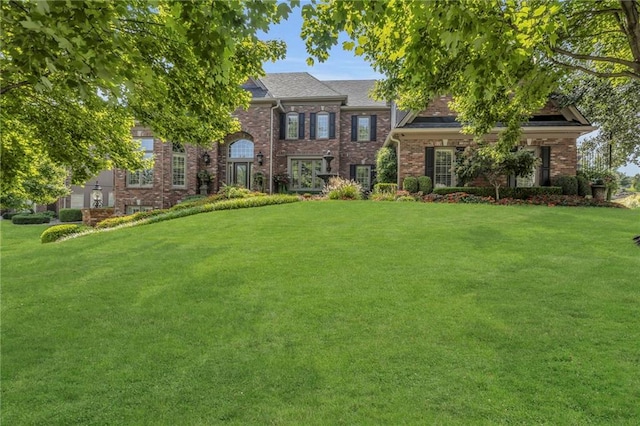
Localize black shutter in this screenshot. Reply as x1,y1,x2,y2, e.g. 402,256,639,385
329,112,336,139
350,164,356,180
541,146,551,186
351,115,357,141
279,113,285,140
425,147,435,182
298,113,305,139
310,113,316,140
370,115,377,141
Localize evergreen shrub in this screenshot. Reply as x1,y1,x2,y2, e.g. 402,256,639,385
59,208,83,222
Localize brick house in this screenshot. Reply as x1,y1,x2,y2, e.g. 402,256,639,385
113,74,593,215
386,95,594,188
113,72,391,214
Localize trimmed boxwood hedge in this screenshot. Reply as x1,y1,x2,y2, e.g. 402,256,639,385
41,224,87,243
433,186,563,199
417,176,433,194
11,214,51,225
59,208,83,222
402,177,419,193
373,183,398,194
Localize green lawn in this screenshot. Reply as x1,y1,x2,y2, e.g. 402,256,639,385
2,202,640,424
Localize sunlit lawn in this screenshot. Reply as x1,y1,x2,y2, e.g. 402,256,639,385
2,202,639,424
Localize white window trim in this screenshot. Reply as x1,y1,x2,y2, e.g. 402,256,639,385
288,157,324,191
434,148,456,188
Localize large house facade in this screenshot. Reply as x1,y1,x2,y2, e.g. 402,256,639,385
112,73,593,215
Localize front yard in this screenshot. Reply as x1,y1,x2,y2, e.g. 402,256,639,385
2,202,639,424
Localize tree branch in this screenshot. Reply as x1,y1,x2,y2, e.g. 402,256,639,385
552,46,640,72
549,57,640,79
620,0,640,63
0,80,31,95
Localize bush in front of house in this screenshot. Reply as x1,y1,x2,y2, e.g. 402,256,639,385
417,176,433,194
41,224,88,243
373,183,398,194
11,214,51,224
59,208,83,222
552,175,579,195
576,172,591,197
433,186,563,199
402,177,419,193
322,177,363,200
96,209,166,229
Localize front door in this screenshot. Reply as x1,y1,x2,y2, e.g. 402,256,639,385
228,162,252,188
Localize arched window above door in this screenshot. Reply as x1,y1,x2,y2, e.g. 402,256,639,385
229,139,254,159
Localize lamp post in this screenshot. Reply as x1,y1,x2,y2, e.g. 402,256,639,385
202,151,211,166
256,151,264,166
91,181,103,208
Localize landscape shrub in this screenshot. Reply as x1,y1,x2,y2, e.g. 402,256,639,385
171,194,224,211
2,212,21,220
41,224,87,243
12,214,51,224
59,208,83,222
433,186,562,199
42,211,57,219
218,184,255,199
552,175,579,195
417,176,433,194
396,195,417,202
322,177,363,200
402,177,419,193
576,174,591,197
96,209,166,229
373,183,398,194
423,192,494,204
370,192,396,201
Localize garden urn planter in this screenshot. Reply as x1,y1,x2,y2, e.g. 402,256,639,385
591,184,607,201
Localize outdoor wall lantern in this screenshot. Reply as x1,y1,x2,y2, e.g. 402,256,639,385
202,151,211,165
256,151,264,166
91,181,103,208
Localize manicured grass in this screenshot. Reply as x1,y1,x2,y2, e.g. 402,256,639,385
2,202,640,424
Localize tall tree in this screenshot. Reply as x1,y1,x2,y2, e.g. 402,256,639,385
1,0,291,201
302,0,640,155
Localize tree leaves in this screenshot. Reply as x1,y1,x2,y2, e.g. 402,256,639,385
1,0,290,203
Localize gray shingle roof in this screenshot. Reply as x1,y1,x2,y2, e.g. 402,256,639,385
249,73,387,108
323,80,387,108
258,73,343,99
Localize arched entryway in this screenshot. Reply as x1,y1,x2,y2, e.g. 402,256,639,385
227,139,254,188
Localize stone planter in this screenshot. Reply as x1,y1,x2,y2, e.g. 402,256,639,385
199,183,209,195
591,185,608,201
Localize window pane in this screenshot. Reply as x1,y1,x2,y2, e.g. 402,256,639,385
355,165,371,189
357,117,370,141
229,139,254,158
128,138,154,187
435,150,453,187
172,154,186,187
317,114,329,139
517,149,537,187
139,138,154,151
287,114,299,139
291,159,323,190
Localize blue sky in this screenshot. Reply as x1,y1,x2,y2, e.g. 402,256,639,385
260,5,381,80
260,8,639,176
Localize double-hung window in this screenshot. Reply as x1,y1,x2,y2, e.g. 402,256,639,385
357,116,371,141
286,113,299,139
127,138,154,187
434,149,454,187
316,113,329,139
351,115,377,142
172,143,186,188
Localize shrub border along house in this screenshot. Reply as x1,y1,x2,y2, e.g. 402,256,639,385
59,208,83,222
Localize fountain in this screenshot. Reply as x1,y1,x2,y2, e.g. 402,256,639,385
316,150,339,184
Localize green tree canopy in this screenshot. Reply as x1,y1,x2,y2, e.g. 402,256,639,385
1,0,292,202
302,0,639,154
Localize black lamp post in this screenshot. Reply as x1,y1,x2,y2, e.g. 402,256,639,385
202,151,211,165
91,181,103,208
256,151,264,166
323,150,334,173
